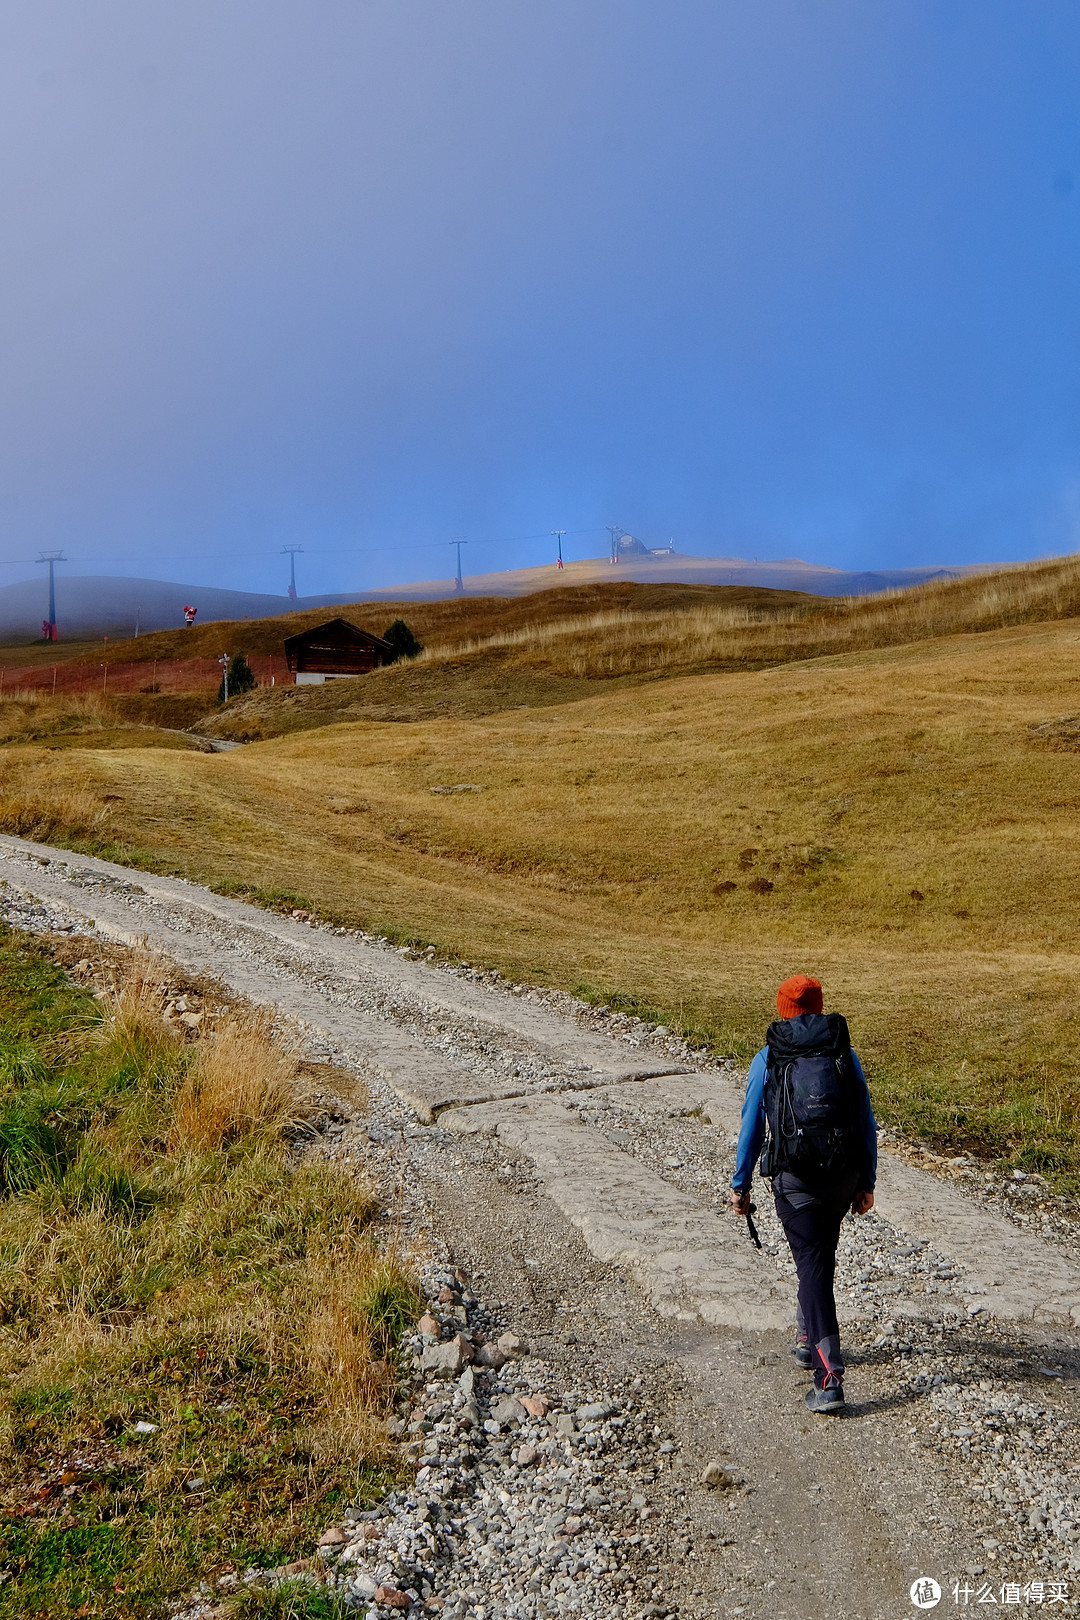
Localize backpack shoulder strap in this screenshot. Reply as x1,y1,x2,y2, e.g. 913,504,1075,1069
825,1012,852,1057
764,1019,785,1059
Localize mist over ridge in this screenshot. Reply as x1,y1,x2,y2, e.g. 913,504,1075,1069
0,551,996,642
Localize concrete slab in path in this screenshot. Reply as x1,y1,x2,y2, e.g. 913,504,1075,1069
443,1093,792,1332
549,1072,1080,1334
874,1154,1080,1329
588,1070,747,1134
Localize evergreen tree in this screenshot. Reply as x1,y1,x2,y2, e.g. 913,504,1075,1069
217,651,257,704
382,620,424,662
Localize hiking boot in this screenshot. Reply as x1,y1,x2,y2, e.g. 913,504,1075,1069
793,1343,813,1369
804,1380,844,1414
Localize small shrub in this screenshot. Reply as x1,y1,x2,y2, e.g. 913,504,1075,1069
747,876,774,895
381,620,423,662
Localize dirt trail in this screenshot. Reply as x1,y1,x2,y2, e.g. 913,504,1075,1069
2,833,1079,1620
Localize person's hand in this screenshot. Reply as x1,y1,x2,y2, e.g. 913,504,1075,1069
851,1190,874,1215
730,1189,751,1217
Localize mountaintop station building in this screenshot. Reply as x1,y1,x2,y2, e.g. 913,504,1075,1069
283,618,394,685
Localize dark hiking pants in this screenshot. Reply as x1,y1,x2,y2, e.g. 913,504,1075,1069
773,1188,849,1387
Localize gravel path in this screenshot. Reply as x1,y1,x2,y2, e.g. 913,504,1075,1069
2,834,1080,1620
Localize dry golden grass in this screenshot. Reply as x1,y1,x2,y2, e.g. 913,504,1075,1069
12,582,1080,1181
0,690,163,747
194,552,1080,743
0,688,114,720
0,750,112,842
196,654,609,739
170,1009,310,1151
296,1245,417,1466
91,948,175,1038
0,690,210,752
420,551,1080,678
0,639,102,669
79,578,814,666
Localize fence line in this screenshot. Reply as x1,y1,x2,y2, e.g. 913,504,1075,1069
0,653,291,697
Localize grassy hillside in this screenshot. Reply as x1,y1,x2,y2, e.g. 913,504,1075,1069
58,580,818,667
8,553,1078,693
0,640,101,669
195,551,1080,742
0,691,218,748
414,550,1080,678
195,656,615,738
5,610,1080,1187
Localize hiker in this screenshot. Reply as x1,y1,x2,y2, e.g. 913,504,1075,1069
730,974,877,1413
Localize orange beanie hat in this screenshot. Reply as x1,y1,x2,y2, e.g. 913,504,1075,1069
776,975,823,1019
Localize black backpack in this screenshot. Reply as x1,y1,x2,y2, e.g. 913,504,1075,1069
759,1012,863,1185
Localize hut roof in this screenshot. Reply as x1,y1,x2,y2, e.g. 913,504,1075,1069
282,617,393,657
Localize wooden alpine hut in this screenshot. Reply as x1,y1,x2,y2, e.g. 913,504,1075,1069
283,618,394,685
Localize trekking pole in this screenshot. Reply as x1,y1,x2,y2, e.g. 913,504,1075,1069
745,1202,762,1249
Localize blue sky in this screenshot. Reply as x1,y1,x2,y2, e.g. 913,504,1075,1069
1,1,1079,597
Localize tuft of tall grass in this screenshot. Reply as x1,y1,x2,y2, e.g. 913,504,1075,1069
47,1148,162,1219
92,952,178,1057
287,1243,416,1468
0,1099,70,1194
170,1009,310,1151
356,1257,425,1358
0,691,121,739
0,1033,50,1088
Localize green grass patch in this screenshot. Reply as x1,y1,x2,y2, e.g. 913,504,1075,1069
210,881,317,916
60,835,179,873
226,1578,351,1618
356,1262,425,1359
